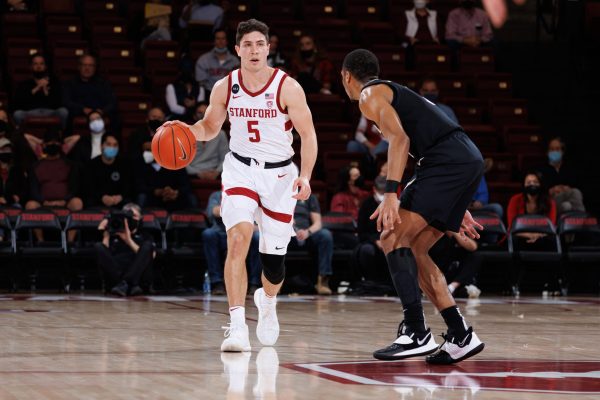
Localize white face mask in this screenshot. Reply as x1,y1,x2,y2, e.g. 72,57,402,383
89,119,105,133
414,0,427,8
143,150,154,164
374,192,385,203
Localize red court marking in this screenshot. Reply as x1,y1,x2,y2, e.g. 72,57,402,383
283,359,600,394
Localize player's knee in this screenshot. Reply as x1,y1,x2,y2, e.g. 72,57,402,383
260,253,285,285
228,229,250,259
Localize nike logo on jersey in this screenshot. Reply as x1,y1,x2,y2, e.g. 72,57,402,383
417,332,431,346
275,246,285,250
176,138,188,160
232,95,242,99
277,174,287,178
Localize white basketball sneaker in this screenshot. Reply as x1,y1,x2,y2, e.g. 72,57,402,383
426,327,485,364
221,323,251,352
254,288,279,346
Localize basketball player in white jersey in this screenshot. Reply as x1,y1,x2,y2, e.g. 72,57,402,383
160,19,318,352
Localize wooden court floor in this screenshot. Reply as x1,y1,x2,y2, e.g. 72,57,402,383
0,294,599,399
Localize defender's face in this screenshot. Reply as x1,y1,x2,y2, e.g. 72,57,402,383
235,31,270,72
341,69,356,100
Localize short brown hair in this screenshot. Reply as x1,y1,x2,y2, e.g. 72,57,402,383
236,19,269,45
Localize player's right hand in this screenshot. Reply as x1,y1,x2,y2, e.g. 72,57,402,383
370,193,401,232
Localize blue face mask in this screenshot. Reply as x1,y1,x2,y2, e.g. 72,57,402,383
548,150,562,164
103,146,118,159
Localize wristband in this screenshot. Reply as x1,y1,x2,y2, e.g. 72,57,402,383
385,180,400,193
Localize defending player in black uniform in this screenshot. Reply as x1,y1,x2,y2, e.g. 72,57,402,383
341,49,485,364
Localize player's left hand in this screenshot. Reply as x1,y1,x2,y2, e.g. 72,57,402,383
459,210,483,239
292,176,311,200
371,193,401,232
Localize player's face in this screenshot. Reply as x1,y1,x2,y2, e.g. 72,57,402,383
340,69,357,100
235,31,270,72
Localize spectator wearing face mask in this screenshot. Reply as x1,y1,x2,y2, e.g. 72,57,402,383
84,134,130,208
404,0,440,45
445,0,494,52
537,137,585,214
355,176,393,285
13,54,69,129
26,129,83,240
507,171,556,237
184,103,228,180
507,172,559,296
0,138,26,208
290,34,335,95
128,107,166,164
195,29,240,94
330,165,370,220
68,110,110,165
419,78,458,123
133,139,197,212
165,71,206,122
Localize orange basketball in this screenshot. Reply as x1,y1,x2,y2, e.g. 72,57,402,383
151,123,197,170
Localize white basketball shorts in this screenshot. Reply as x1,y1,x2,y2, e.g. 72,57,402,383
220,152,298,255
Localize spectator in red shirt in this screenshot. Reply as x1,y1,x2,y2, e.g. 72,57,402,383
290,35,334,95
25,129,83,241
507,171,559,296
330,165,370,220
507,171,556,242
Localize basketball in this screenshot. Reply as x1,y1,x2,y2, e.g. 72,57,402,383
151,123,197,170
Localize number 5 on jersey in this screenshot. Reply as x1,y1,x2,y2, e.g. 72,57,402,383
247,120,260,142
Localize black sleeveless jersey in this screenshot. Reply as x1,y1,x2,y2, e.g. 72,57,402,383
361,79,462,159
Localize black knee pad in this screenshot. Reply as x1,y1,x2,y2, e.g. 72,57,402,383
260,253,286,285
386,247,421,306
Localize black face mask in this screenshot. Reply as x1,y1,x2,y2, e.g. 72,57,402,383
148,119,162,132
300,49,315,59
461,0,475,8
524,185,541,196
0,153,13,164
33,71,47,79
353,176,365,189
44,143,61,156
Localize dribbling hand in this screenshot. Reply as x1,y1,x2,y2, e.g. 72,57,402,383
292,177,311,200
370,194,401,232
459,210,484,239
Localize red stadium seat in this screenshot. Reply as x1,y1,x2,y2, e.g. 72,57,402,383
460,47,496,73
414,45,452,72
356,22,396,46
462,124,500,153
503,125,544,154
345,2,383,22
432,73,472,99
373,45,406,76
41,0,76,14
475,73,513,99
490,99,528,126
306,94,345,123
45,16,83,42
1,13,38,38
445,97,487,124
302,1,339,19
483,152,518,182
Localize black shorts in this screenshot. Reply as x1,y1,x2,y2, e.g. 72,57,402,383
400,131,484,233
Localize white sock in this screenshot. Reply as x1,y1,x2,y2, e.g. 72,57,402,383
229,306,245,326
262,290,277,305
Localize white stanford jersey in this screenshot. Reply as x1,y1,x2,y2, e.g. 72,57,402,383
226,68,294,163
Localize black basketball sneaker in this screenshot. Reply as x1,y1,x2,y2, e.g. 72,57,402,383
425,327,485,365
373,321,439,361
